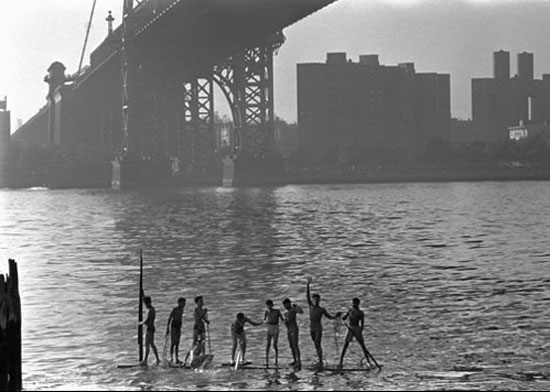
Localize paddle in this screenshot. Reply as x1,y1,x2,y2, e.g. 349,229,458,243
333,317,341,354
138,250,144,362
162,332,171,365
183,342,194,366
206,322,212,354
342,320,381,370
234,345,242,371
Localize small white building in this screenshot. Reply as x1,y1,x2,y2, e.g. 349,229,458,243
508,121,550,141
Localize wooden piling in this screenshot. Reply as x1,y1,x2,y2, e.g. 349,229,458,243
0,259,22,391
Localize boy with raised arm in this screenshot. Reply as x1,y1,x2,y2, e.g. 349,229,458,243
166,297,186,364
282,298,303,369
264,299,284,368
306,277,341,368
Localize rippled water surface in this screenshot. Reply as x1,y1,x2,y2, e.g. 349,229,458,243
1,182,549,390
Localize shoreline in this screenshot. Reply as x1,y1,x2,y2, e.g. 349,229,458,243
2,165,550,189
285,165,550,185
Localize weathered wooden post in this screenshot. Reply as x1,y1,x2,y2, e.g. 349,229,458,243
0,259,22,391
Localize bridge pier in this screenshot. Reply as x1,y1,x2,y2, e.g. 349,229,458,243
111,156,173,189
230,154,287,187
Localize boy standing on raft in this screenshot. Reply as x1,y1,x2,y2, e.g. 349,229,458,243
306,277,341,368
230,313,262,365
192,296,210,357
166,297,186,364
282,298,303,369
339,297,381,370
264,299,284,368
139,295,161,366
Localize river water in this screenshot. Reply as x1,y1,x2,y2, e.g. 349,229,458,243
0,182,549,391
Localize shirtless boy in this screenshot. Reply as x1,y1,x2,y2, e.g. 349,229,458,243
192,296,209,357
264,299,284,367
282,298,303,368
166,297,186,364
306,277,341,367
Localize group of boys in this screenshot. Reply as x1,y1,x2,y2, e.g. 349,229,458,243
139,278,379,370
139,295,209,366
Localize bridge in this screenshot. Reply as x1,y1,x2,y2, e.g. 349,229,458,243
36,0,337,188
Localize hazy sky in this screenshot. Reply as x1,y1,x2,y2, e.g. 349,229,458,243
1,0,550,130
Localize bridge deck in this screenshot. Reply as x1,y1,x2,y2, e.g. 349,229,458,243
85,0,337,81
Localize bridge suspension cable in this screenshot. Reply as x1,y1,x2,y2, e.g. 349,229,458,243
77,0,98,77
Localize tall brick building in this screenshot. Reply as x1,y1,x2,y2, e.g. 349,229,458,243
472,50,550,144
297,52,450,165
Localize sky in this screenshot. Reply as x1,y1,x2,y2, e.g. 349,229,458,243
1,0,550,131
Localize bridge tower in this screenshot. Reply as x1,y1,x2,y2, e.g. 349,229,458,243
109,1,309,188
213,32,287,186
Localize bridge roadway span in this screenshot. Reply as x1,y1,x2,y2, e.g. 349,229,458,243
85,0,337,82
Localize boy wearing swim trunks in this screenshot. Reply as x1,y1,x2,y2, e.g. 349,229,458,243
193,296,209,357
339,297,374,368
230,313,262,365
139,296,161,366
264,299,284,367
166,297,186,364
282,298,303,369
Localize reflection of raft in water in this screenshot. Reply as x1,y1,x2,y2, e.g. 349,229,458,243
223,362,379,372
116,354,214,370
314,365,378,372
118,358,379,373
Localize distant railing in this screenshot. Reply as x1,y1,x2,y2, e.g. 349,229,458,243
131,0,181,37
88,0,179,70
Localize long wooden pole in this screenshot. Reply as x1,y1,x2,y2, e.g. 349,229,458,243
138,250,143,362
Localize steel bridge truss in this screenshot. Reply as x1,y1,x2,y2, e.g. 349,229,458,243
119,5,284,175
178,35,284,173
180,77,215,174
214,39,282,159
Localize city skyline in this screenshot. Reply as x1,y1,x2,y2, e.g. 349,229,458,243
1,0,550,130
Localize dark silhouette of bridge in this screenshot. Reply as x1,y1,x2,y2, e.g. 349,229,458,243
39,0,337,188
